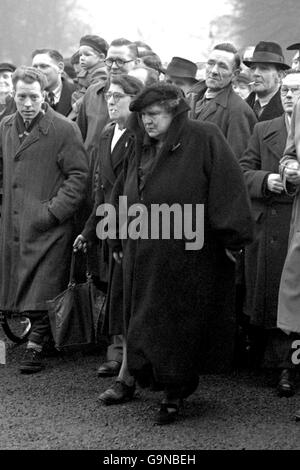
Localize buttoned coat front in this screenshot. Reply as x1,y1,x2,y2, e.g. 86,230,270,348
0,106,89,312
239,115,293,328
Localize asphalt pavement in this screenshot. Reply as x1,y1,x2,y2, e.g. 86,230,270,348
0,329,300,451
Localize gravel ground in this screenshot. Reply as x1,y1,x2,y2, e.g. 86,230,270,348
1,329,300,451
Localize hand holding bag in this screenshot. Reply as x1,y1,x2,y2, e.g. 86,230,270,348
47,251,106,349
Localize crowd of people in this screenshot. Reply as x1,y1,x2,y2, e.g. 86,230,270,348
1,34,300,425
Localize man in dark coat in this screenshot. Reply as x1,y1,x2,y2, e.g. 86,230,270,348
187,43,257,160
0,67,89,373
239,70,300,395
243,41,290,121
32,49,76,117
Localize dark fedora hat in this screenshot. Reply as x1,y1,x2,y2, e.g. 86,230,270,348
0,62,16,73
287,43,300,51
243,41,290,70
166,56,198,81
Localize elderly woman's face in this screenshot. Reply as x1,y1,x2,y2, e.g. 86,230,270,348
141,104,173,140
106,83,133,124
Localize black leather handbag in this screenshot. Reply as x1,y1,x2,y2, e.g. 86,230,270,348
47,252,106,349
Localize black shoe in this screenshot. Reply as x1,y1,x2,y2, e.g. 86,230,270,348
295,409,300,421
98,380,135,405
154,400,182,425
277,369,295,397
97,360,121,377
20,349,44,374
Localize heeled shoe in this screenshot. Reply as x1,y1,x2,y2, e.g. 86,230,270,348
277,369,295,398
154,400,183,425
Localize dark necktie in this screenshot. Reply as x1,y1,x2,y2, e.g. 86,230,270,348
48,91,55,108
253,99,262,118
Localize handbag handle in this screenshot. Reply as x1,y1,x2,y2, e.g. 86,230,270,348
68,251,92,288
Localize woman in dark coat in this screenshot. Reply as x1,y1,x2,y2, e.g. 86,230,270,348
73,75,144,378
106,83,254,424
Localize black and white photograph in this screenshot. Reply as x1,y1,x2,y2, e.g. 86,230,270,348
0,0,300,454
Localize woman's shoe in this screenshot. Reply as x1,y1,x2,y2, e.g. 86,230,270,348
154,400,183,425
277,369,295,397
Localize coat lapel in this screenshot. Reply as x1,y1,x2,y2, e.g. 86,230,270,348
100,125,118,186
196,86,229,121
111,130,131,170
197,99,218,120
263,115,287,161
55,78,75,116
15,107,54,158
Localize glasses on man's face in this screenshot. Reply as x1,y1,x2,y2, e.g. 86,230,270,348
104,91,133,103
281,86,300,96
104,58,134,68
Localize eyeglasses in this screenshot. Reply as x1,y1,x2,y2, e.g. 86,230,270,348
104,58,134,68
281,86,300,96
104,91,133,103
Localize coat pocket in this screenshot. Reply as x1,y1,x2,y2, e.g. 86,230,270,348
33,201,58,232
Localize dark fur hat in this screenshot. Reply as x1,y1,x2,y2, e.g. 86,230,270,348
129,82,182,112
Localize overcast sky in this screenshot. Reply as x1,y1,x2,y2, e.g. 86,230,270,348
78,0,233,63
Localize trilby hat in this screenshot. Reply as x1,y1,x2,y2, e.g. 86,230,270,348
166,57,198,81
243,41,290,70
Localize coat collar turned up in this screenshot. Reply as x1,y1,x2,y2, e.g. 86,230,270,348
3,104,58,156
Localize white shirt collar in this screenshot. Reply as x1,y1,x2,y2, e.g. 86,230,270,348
49,79,63,103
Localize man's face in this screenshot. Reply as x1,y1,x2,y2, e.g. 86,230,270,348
232,82,251,100
205,49,236,91
105,45,137,76
280,73,300,115
165,75,194,95
14,80,44,122
0,70,13,95
250,63,281,97
292,52,300,71
141,104,173,140
32,53,63,91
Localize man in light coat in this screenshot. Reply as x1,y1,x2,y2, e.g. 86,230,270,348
0,67,89,373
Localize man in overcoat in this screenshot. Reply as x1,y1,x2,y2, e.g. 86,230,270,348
187,43,257,160
243,41,289,121
240,70,300,395
0,67,89,373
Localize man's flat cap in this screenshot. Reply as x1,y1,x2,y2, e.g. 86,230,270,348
0,62,16,73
